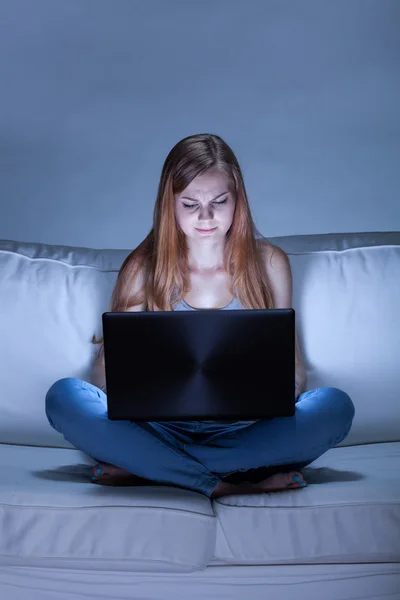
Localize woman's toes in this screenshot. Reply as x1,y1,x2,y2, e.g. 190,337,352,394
92,463,129,480
260,471,307,491
90,465,152,487
91,463,147,486
92,463,114,479
287,472,308,488
92,464,104,479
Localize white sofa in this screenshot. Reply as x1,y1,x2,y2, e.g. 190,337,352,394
0,231,399,600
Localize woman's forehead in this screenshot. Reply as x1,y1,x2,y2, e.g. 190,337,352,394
181,171,231,196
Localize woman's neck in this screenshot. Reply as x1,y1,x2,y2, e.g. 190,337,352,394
186,240,225,272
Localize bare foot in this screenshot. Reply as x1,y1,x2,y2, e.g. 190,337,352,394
91,462,151,486
211,471,307,499
91,464,308,496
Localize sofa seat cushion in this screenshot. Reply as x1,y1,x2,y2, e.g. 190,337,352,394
0,444,216,573
211,442,400,565
2,442,399,572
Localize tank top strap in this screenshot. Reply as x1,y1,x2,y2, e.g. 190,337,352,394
173,297,243,311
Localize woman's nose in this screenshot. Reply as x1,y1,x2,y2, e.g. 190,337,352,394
198,204,214,220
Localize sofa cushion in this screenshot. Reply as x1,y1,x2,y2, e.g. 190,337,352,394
0,240,119,447
0,232,400,448
211,442,400,565
0,444,216,573
0,233,399,448
1,441,398,572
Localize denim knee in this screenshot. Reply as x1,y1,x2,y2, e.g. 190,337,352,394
45,377,81,428
324,387,355,429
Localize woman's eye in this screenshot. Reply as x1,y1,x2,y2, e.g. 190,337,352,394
182,198,227,209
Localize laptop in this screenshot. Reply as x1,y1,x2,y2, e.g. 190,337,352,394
102,309,295,421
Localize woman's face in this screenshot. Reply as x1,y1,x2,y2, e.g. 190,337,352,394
174,170,236,242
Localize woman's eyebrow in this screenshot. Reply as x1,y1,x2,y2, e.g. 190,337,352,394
180,191,229,202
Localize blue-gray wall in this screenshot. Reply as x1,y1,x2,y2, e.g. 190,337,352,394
0,0,399,249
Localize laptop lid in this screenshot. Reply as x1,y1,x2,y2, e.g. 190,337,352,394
102,309,295,421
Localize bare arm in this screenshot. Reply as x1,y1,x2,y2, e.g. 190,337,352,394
91,346,107,392
91,263,146,391
91,303,145,392
263,242,307,400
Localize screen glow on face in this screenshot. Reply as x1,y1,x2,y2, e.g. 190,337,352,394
175,172,235,240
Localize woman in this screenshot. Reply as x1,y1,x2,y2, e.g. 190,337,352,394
45,133,355,499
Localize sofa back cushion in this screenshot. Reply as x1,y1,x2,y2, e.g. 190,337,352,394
0,233,399,448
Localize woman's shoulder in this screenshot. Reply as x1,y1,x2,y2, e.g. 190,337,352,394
117,253,148,311
118,258,145,289
257,238,287,266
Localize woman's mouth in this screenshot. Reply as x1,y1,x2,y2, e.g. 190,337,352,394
195,227,218,234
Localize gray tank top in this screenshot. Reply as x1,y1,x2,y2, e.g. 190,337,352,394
173,296,258,427
173,297,242,312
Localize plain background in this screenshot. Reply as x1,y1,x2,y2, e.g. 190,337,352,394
0,0,399,250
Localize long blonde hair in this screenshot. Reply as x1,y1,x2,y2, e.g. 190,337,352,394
92,133,274,352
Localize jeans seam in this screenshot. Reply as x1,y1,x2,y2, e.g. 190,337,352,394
204,477,222,497
51,380,217,491
115,419,216,483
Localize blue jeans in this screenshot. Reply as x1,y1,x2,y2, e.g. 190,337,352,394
45,378,355,498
